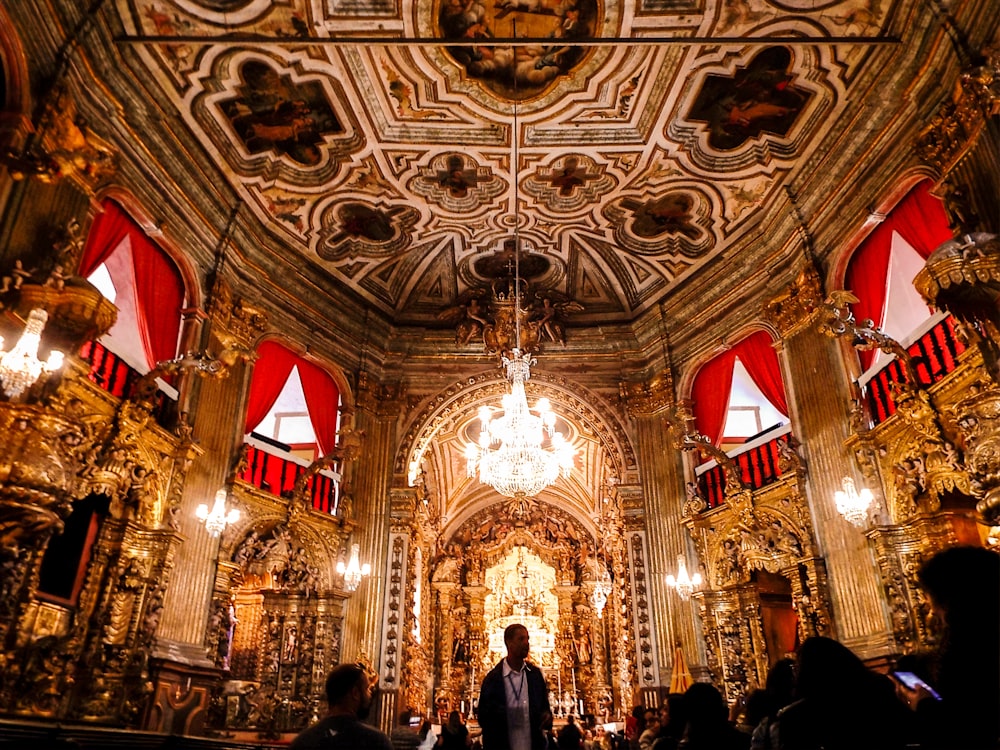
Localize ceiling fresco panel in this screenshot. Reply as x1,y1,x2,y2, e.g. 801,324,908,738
114,0,904,329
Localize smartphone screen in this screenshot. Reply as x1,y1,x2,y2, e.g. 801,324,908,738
893,671,942,700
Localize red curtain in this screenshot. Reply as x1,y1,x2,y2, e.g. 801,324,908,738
130,232,184,367
889,181,953,258
298,358,340,456
846,180,952,370
692,351,737,447
245,341,340,454
692,331,787,447
81,199,185,369
732,331,788,417
79,200,134,276
846,220,894,371
245,341,298,435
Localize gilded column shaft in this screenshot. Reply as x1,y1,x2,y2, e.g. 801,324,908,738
155,360,251,653
781,328,891,649
341,374,401,663
625,376,701,682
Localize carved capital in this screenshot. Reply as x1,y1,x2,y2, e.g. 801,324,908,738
207,277,269,358
915,48,1000,176
356,371,406,417
762,262,824,337
620,373,673,417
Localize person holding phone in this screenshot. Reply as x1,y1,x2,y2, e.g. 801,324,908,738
896,546,1000,749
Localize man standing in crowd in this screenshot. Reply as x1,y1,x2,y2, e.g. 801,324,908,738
478,623,552,750
291,663,393,749
557,714,583,749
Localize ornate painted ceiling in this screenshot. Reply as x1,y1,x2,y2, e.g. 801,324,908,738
112,0,907,332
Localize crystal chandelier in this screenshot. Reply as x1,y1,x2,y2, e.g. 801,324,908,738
666,554,702,601
196,488,241,536
0,308,64,399
834,476,874,528
463,86,574,499
591,563,612,618
466,348,574,498
337,543,371,592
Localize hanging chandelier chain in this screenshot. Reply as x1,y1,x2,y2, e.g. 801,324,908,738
512,17,522,352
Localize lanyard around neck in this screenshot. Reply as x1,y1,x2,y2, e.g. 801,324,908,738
507,669,526,702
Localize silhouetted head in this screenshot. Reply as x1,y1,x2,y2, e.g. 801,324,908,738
918,546,1000,632
794,636,869,701
684,682,728,728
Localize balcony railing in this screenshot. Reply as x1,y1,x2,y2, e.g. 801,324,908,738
80,340,140,399
695,424,792,509
859,314,966,426
239,439,339,515
79,341,176,425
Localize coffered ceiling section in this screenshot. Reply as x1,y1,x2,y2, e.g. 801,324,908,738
119,0,885,327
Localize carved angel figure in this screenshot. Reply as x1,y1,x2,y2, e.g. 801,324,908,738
532,292,584,345
437,289,490,346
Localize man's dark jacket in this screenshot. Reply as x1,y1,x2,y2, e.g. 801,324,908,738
477,660,550,750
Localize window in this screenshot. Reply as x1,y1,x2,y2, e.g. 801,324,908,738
691,331,789,450
721,358,788,449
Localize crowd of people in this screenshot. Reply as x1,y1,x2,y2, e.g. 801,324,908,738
293,545,998,750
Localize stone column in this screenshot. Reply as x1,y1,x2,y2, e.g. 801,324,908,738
764,268,892,656
339,372,404,664
153,289,263,664
621,375,701,684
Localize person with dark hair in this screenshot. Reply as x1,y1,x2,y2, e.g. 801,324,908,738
290,663,393,749
438,709,472,749
758,636,913,750
897,545,1000,749
651,693,686,750
748,658,795,749
676,683,748,750
625,705,645,750
392,708,422,750
478,623,553,750
557,714,583,749
419,719,439,750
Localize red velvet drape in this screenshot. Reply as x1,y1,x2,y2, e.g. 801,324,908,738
846,221,895,371
846,180,953,370
889,181,953,258
81,199,184,368
692,331,787,447
130,232,184,367
733,331,788,417
298,358,340,456
79,200,134,276
245,341,340,454
692,351,737,448
244,341,298,435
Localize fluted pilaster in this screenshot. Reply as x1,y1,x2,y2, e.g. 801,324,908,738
623,375,702,684
155,356,251,658
340,372,402,663
779,327,892,653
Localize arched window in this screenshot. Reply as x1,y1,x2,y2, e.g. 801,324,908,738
844,180,952,374
241,341,341,511
691,331,791,506
691,330,789,449
79,199,186,398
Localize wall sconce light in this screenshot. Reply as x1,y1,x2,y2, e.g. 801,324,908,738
0,308,64,399
666,554,702,601
337,543,371,592
196,488,240,536
834,476,874,528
